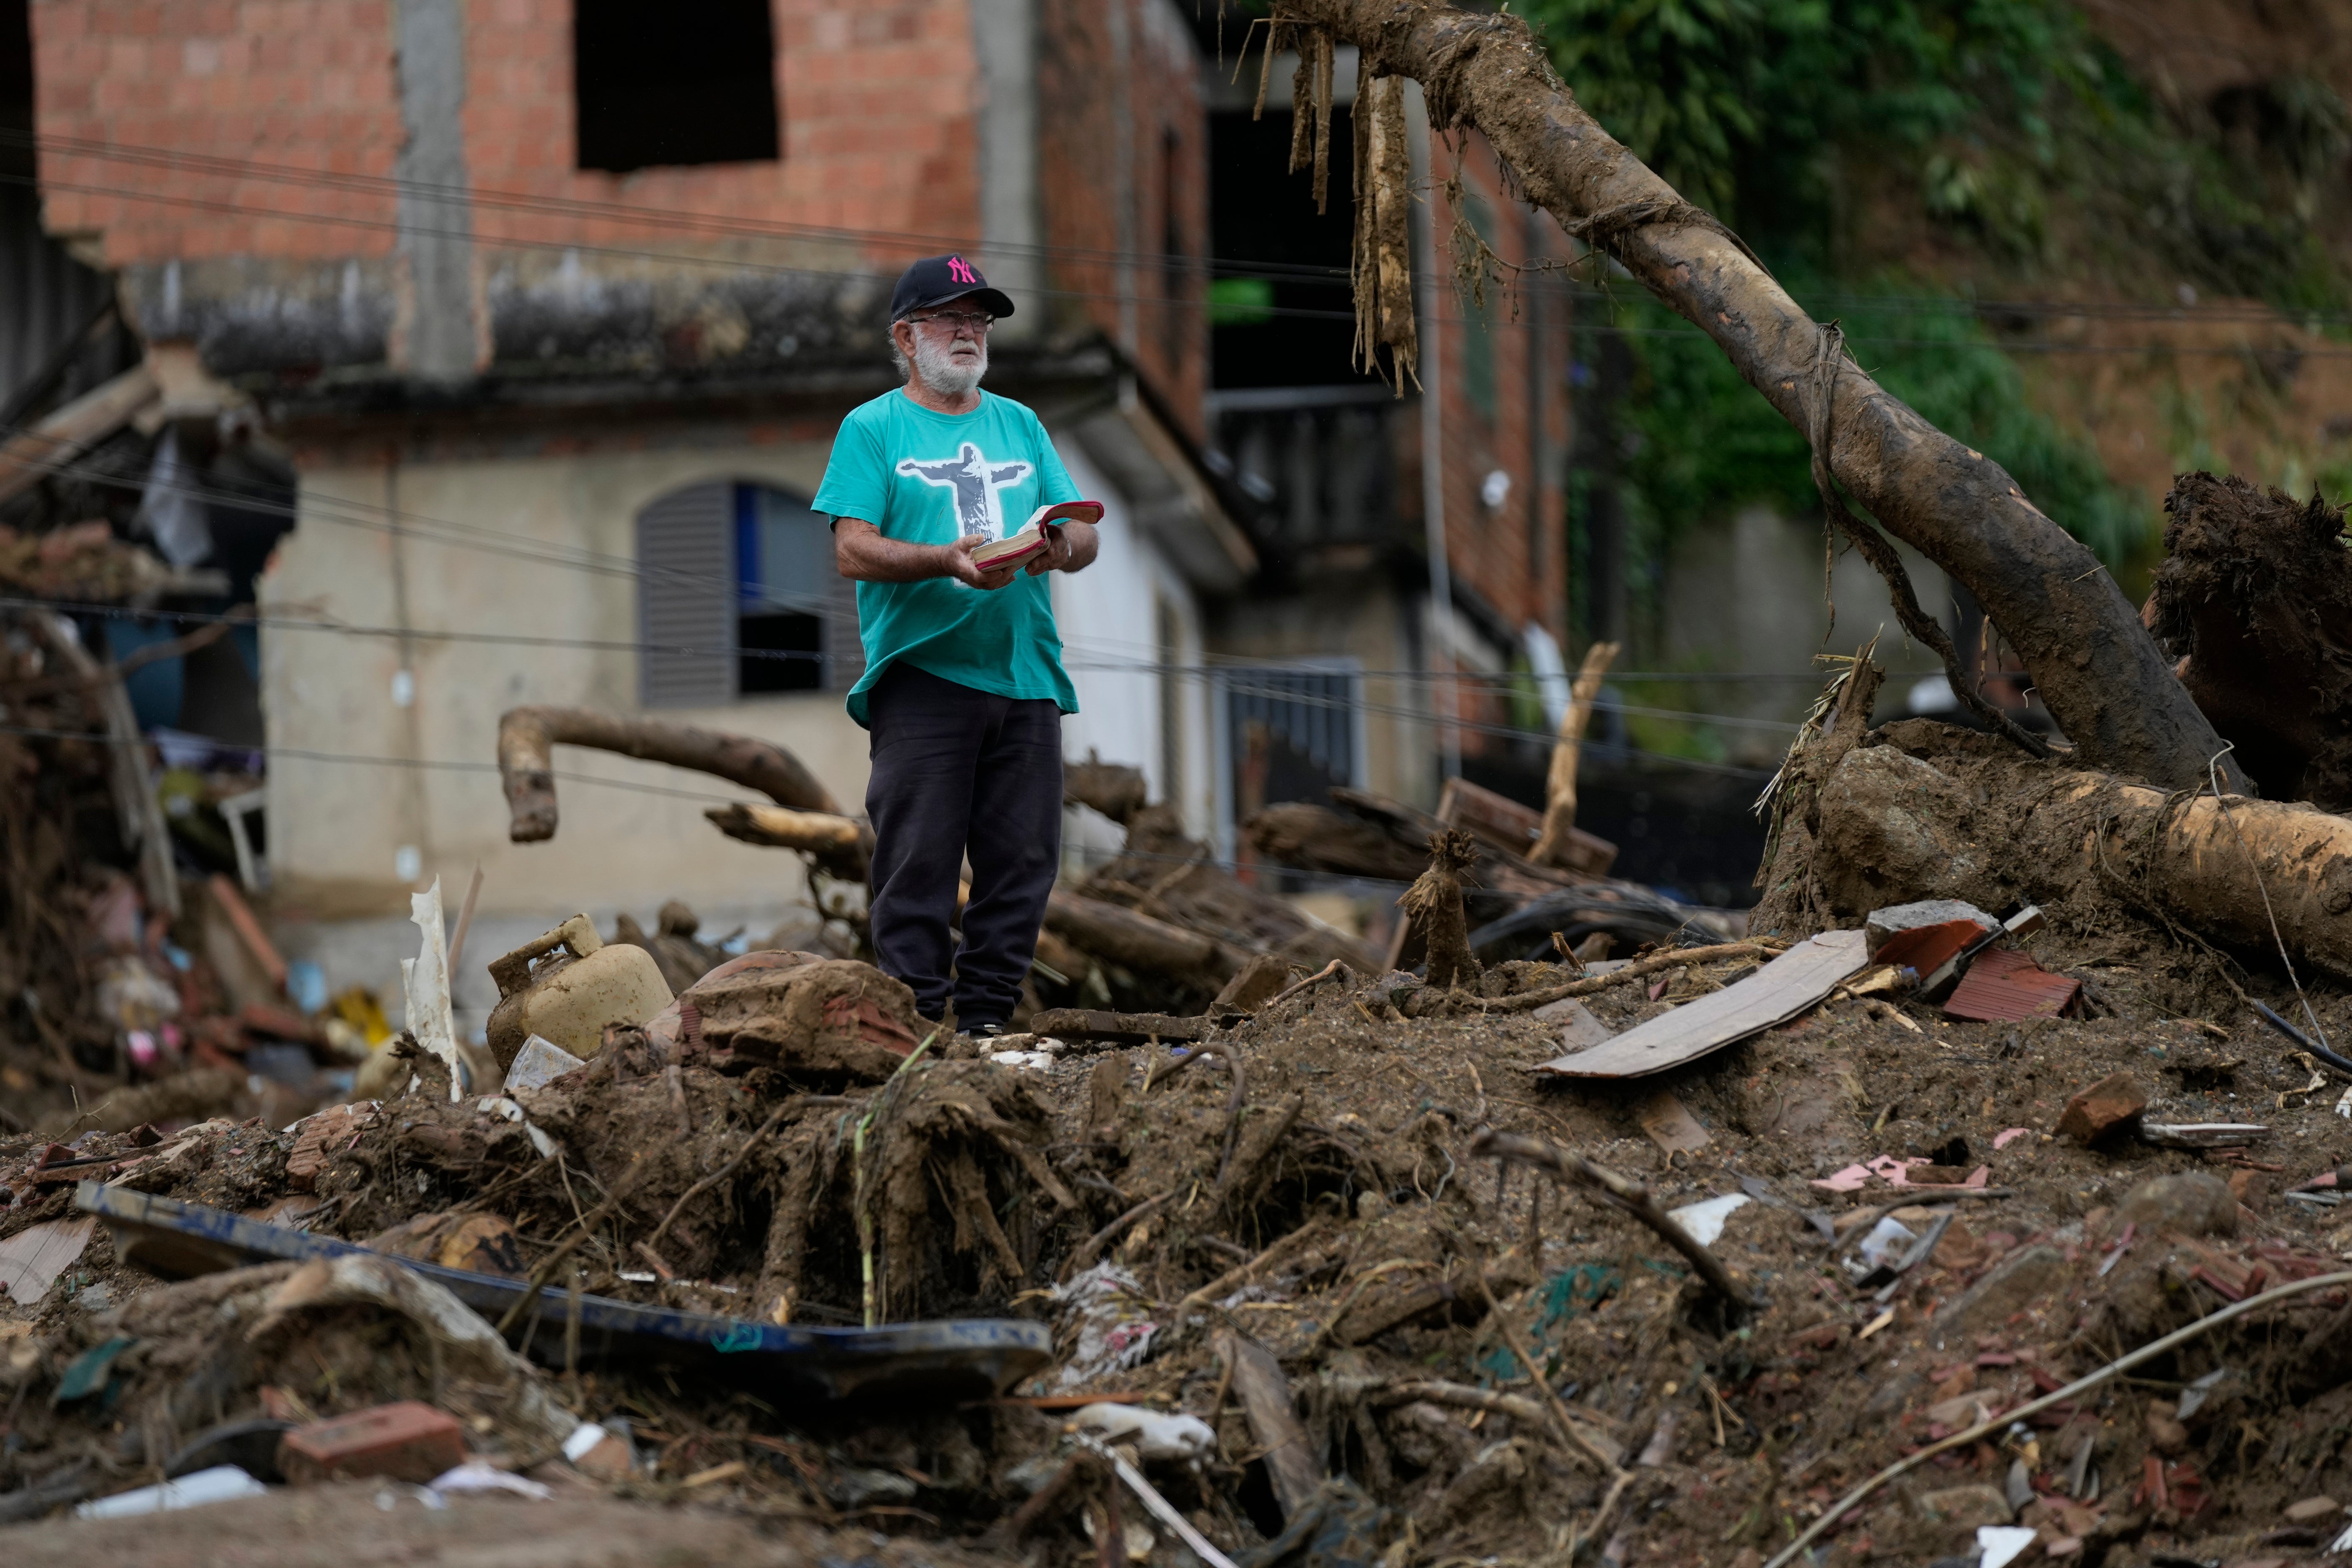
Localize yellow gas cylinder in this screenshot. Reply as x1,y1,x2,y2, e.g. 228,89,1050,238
484,914,673,1070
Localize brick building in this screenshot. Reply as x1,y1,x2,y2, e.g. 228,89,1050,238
1198,46,1571,835
6,0,1576,1001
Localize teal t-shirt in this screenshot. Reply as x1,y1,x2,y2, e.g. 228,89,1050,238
813,389,1083,727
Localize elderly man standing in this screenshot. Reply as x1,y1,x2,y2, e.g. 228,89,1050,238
813,255,1099,1036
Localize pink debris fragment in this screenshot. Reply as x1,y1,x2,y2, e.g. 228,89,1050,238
1992,1127,2032,1150
1808,1155,1933,1191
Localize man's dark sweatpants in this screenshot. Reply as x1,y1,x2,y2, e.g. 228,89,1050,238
864,662,1063,1031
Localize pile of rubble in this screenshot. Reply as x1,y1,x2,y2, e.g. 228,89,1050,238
18,480,2352,1565
13,753,2352,1567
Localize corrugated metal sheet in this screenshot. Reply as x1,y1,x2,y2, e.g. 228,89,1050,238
0,183,111,411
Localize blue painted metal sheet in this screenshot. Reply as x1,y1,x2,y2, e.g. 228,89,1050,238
77,1183,1051,1403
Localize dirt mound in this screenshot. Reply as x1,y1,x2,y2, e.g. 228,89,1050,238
2150,471,2352,806
19,946,2352,1565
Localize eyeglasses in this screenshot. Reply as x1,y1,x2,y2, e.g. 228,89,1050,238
907,310,993,336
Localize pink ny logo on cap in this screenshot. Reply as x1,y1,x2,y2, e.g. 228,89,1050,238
946,255,979,285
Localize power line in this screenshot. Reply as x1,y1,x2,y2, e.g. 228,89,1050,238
0,721,775,808
6,163,2343,360
16,131,2352,333
10,593,1808,739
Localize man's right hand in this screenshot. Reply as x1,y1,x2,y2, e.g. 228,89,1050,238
938,535,1019,591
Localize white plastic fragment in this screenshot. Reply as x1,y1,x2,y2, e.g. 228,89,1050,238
1976,1524,2039,1568
1067,1403,1215,1462
505,1034,586,1093
991,1049,1055,1072
399,876,462,1102
1665,1192,1751,1248
1853,1217,1919,1273
564,1421,609,1462
76,1464,269,1518
429,1460,551,1499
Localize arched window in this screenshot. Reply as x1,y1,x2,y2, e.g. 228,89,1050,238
636,481,862,707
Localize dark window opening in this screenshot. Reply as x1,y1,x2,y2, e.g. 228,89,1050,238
1205,108,1381,392
575,0,780,174
639,481,858,708
735,484,833,694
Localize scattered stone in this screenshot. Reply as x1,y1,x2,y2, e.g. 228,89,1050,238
2055,1072,2147,1144
2145,1400,2190,1457
2117,1172,2239,1240
1917,1483,2014,1528
1934,1246,2068,1335
2285,1496,2342,1524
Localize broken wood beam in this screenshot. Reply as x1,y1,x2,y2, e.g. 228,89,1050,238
1043,888,1242,982
1531,641,1619,869
703,802,869,878
1216,1331,1322,1523
497,707,851,857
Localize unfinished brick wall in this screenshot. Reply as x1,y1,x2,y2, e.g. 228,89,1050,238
1037,0,1207,439
31,0,982,269
32,0,406,261
1427,134,1569,644
1417,132,1573,757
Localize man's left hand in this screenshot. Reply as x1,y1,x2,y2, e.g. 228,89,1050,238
1025,521,1099,575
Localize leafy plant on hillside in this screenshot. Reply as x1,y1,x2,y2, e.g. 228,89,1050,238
1534,0,2352,646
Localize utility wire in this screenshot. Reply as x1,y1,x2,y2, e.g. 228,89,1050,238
0,721,774,807
3,164,2340,358
6,593,1806,741
12,130,2352,331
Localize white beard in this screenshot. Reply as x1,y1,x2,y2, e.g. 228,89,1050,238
913,333,987,398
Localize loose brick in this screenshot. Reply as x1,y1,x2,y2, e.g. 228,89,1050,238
2055,1071,2147,1144
279,1400,466,1485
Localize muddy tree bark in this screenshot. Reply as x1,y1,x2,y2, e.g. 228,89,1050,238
1281,0,2241,793
498,707,844,843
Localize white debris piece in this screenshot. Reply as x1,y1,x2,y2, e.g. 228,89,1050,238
77,1465,269,1518
1976,1524,2040,1568
1067,1403,1215,1462
1666,1192,1752,1248
398,876,462,1102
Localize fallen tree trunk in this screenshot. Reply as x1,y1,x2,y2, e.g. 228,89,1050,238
1045,887,1244,984
1276,0,2239,795
1805,719,2352,982
497,706,846,843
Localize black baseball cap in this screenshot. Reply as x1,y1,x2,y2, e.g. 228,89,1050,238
890,254,1016,322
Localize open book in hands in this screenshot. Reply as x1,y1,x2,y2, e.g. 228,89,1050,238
970,500,1105,571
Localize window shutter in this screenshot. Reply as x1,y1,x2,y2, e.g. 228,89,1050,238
636,482,735,709
824,569,865,692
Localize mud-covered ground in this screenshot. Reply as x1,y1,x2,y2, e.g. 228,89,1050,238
9,913,2352,1567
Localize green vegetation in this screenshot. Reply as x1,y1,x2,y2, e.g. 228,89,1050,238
1525,0,2352,635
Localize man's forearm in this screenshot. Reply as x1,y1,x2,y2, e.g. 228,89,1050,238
835,519,950,583
1058,520,1100,572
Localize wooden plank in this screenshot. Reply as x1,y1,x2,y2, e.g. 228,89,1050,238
1216,1330,1321,1522
0,365,158,507
1634,1090,1712,1156
1534,929,1869,1079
